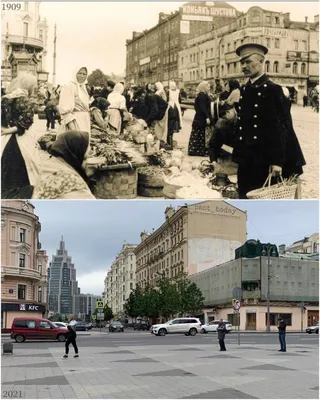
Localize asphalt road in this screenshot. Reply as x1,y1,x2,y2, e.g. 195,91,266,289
3,331,319,350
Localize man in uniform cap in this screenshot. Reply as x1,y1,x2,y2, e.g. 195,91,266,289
222,42,306,198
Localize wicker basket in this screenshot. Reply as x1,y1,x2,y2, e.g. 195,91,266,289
138,170,165,188
246,174,298,200
93,163,145,199
138,184,163,197
163,183,182,199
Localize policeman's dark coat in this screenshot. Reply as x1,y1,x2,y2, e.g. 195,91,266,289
232,74,306,177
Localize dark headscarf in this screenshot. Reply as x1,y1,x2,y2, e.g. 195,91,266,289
228,79,240,92
49,131,89,181
90,97,110,112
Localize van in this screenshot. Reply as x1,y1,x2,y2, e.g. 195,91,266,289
10,317,68,343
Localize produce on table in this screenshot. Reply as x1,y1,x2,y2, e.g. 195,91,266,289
138,166,165,178
176,186,222,199
170,157,182,168
147,150,167,167
180,162,192,173
91,142,130,166
164,171,210,187
171,149,184,159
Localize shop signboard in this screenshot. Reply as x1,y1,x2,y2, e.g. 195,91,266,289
139,57,150,66
287,51,309,61
182,4,237,18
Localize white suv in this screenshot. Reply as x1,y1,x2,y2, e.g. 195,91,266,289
151,317,202,336
201,320,233,334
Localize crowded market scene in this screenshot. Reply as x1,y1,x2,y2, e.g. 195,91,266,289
1,1,319,200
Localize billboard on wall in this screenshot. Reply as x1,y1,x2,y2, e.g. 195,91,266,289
181,2,238,21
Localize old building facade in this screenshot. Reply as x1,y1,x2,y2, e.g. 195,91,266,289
179,6,319,103
1,1,49,89
280,233,319,255
1,201,48,331
190,250,319,331
134,201,247,289
104,243,137,318
125,1,239,86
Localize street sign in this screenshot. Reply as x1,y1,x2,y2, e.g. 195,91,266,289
92,315,96,320
233,299,241,311
96,299,104,309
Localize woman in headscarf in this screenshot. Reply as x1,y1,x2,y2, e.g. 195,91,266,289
32,131,95,199
225,79,240,113
188,81,212,157
155,82,167,101
1,73,41,199
168,81,183,131
58,66,91,138
107,83,127,134
90,97,110,138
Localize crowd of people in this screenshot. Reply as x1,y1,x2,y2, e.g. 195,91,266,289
1,43,308,200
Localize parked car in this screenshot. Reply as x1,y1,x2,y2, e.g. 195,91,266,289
134,321,150,331
53,322,68,329
201,320,233,334
74,322,89,331
10,318,67,343
306,322,319,334
151,317,202,337
109,321,124,332
86,322,93,330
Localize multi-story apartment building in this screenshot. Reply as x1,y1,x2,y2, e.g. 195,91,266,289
1,201,48,331
190,239,319,331
179,6,319,103
47,237,80,319
1,1,49,89
75,293,99,321
279,233,319,255
104,242,137,318
134,200,247,288
125,1,239,86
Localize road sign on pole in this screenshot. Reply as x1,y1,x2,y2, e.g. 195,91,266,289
233,299,241,311
96,299,104,309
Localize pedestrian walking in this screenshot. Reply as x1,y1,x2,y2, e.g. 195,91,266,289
217,319,227,351
227,43,306,198
278,317,287,352
62,317,79,359
303,93,308,107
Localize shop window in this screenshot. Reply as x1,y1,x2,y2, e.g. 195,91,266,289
19,253,26,268
266,313,292,326
18,284,26,300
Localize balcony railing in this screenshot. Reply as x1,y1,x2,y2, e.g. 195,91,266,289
2,265,41,281
242,289,261,300
3,34,44,50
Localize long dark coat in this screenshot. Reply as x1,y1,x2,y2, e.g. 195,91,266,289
232,74,306,198
192,92,212,129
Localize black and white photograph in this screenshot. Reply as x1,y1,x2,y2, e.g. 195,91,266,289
1,1,319,200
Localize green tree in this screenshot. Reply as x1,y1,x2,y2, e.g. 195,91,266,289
157,273,180,320
103,304,114,322
185,281,205,316
87,69,110,87
143,284,160,320
124,285,144,320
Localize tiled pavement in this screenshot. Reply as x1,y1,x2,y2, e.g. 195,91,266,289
1,341,319,399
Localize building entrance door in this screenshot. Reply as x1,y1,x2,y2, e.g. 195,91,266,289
308,310,319,326
246,313,256,330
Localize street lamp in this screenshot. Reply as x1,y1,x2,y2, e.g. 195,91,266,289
261,243,278,332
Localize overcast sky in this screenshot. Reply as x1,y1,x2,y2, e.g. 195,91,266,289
32,200,319,295
37,1,320,84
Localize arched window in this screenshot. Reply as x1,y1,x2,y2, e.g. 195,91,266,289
292,62,298,74
273,61,279,73
265,60,270,73
301,63,306,75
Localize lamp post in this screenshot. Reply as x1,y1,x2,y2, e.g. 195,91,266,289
261,243,278,332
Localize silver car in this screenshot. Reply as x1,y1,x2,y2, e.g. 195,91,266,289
151,317,202,336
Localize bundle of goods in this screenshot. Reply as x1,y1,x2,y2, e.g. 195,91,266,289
146,150,167,168
125,118,148,145
137,166,165,197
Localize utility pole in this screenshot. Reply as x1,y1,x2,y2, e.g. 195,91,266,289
261,243,277,332
53,23,57,87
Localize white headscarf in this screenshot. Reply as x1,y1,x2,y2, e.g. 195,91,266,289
169,81,177,91
113,83,124,95
71,66,89,107
155,82,167,101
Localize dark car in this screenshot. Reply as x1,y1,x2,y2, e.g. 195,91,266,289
134,321,150,331
109,321,124,332
74,322,89,331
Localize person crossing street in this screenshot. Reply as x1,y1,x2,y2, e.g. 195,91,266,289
62,316,79,359
217,319,227,351
278,317,287,352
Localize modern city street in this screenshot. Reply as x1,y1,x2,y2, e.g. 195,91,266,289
1,331,319,399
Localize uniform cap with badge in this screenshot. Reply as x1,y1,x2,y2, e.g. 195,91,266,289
236,43,269,61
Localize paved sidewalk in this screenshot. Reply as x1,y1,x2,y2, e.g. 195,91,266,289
1,340,318,399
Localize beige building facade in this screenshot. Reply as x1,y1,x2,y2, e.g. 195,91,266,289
179,6,319,103
104,243,137,318
1,201,48,331
280,233,319,254
190,255,319,331
135,201,247,288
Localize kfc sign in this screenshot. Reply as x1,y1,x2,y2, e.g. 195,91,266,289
19,304,39,311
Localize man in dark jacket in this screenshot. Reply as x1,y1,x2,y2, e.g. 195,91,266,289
217,319,227,351
227,43,306,199
278,317,287,352
62,317,79,359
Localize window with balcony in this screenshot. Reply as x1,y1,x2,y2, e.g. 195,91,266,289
20,228,26,243
18,284,26,300
19,253,26,268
